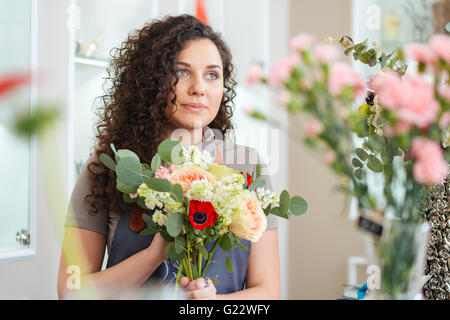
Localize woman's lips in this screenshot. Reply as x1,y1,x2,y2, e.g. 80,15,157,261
181,103,207,112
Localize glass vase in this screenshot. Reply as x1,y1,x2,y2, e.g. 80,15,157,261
362,220,431,300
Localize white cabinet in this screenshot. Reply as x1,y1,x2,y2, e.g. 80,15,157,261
0,0,37,262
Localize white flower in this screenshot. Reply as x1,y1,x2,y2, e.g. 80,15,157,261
255,187,280,209
186,179,215,201
182,145,213,169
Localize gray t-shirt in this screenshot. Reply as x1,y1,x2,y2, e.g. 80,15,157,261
64,126,278,254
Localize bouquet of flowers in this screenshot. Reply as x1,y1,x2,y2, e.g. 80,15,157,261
246,32,450,299
100,138,307,293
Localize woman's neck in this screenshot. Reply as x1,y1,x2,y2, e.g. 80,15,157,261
166,126,204,147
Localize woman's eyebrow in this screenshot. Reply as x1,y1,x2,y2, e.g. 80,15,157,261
177,61,222,70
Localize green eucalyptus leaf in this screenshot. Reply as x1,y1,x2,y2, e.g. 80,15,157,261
116,179,136,194
100,153,116,171
166,212,184,237
115,157,143,186
145,177,172,192
158,139,184,164
165,242,185,261
151,154,161,171
289,196,308,216
367,155,383,173
171,183,184,202
354,168,364,180
355,148,368,161
352,157,363,168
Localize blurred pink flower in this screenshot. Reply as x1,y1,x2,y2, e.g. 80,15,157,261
155,166,170,179
246,63,263,87
428,34,450,64
368,71,403,110
129,193,138,199
312,43,340,64
404,43,435,64
396,75,440,129
323,150,337,165
328,62,365,98
267,53,300,87
289,33,316,52
411,137,448,185
438,84,450,101
370,73,440,129
304,118,323,137
275,90,290,106
439,112,450,129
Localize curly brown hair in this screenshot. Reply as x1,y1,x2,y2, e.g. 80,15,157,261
86,14,237,217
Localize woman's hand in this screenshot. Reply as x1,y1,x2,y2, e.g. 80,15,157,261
146,233,169,262
179,276,217,300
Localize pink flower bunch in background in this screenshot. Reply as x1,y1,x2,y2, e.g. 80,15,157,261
411,137,448,185
369,72,440,129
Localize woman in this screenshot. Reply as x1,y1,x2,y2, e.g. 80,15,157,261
57,14,280,300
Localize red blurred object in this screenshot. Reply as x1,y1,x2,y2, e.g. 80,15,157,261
195,0,208,25
0,73,31,97
240,171,253,188
189,200,218,230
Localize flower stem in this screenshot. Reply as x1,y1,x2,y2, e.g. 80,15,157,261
175,261,184,299
201,235,224,276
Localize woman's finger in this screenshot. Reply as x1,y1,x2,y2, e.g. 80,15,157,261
185,285,217,300
184,277,208,291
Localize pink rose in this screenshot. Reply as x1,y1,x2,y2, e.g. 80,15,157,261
289,33,316,52
312,43,340,64
267,53,300,87
328,62,365,98
304,118,323,137
404,43,435,65
169,166,216,193
396,75,440,129
411,137,448,185
229,191,267,242
428,34,450,64
246,63,263,87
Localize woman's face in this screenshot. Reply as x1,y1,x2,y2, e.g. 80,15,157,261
166,38,224,133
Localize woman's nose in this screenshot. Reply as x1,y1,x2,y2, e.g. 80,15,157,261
188,76,206,96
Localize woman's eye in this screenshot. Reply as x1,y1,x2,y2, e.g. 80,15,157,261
177,69,188,77
207,72,219,80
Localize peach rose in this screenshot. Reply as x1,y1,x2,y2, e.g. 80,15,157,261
229,191,267,242
169,165,216,193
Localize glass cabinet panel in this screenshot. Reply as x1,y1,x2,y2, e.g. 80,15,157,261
0,0,33,258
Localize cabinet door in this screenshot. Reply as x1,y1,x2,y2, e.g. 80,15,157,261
0,0,35,262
